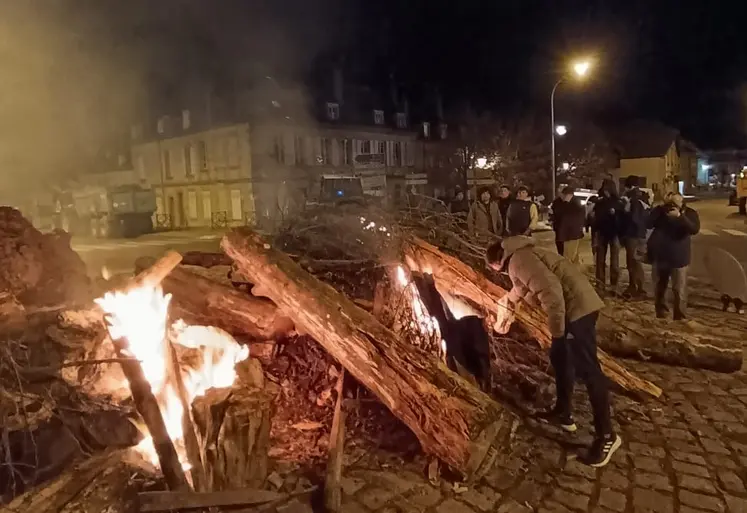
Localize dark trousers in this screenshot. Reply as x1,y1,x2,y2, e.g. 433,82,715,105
624,238,646,293
595,236,620,288
555,241,564,255
654,265,688,317
549,312,613,437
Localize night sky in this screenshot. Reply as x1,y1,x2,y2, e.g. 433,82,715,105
1,0,747,187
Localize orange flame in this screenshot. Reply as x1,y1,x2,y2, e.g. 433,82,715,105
95,283,250,469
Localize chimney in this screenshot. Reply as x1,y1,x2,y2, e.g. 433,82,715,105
389,73,399,108
333,68,344,104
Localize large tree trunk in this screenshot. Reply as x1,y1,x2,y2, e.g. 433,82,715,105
162,266,293,341
402,236,663,398
0,450,143,513
222,230,513,480
597,311,743,373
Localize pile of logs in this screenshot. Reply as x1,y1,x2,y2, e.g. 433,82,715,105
2,207,743,511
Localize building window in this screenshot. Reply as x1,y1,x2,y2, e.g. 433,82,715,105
439,123,448,139
157,116,167,134
184,145,193,177
295,136,304,164
182,110,191,130
376,141,385,154
340,139,350,165
201,190,212,221
393,142,402,166
274,135,285,164
422,122,431,138
136,155,145,181
197,141,208,171
373,110,384,125
324,138,334,165
326,102,340,121
361,140,371,154
187,191,198,219
230,189,242,220
162,149,172,179
395,112,407,129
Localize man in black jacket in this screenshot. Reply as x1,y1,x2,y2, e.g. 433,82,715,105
554,187,586,264
647,193,700,320
497,185,513,235
591,179,623,294
621,175,651,299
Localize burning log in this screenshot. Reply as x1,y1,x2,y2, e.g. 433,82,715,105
191,362,274,491
223,230,513,480
100,251,191,491
162,266,293,341
402,236,663,399
0,450,143,513
597,310,743,373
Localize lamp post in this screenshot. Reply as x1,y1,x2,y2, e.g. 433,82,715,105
550,59,592,196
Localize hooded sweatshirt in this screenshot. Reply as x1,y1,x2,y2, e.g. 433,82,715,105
500,236,605,337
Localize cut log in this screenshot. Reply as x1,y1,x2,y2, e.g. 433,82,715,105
162,266,293,341
0,450,144,513
181,250,232,268
191,380,274,491
597,310,743,373
402,236,663,399
223,230,514,480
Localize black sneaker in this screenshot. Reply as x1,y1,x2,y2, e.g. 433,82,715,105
580,434,622,467
536,409,577,433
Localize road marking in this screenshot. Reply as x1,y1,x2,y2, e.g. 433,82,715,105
723,229,747,237
698,229,718,236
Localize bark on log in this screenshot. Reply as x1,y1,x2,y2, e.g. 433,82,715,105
191,379,274,491
402,236,663,399
162,266,293,341
0,450,142,513
181,251,232,268
597,311,743,373
223,230,514,480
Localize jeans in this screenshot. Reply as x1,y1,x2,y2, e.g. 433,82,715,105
549,312,613,437
624,238,646,293
654,265,688,317
595,236,620,288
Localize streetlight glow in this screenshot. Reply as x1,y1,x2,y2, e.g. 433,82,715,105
555,125,567,136
572,59,591,78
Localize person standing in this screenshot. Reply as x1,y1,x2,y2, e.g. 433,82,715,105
449,186,469,216
467,187,502,240
620,175,651,299
554,187,586,264
586,195,599,257
551,186,566,254
497,185,513,235
647,193,700,320
506,186,539,236
591,180,623,295
486,236,621,467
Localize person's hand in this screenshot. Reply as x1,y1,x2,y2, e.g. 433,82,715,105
493,295,516,334
667,207,681,218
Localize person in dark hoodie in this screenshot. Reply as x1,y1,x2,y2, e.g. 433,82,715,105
449,186,469,216
591,179,623,294
647,193,700,320
497,185,513,235
620,175,651,299
486,236,621,467
554,187,586,264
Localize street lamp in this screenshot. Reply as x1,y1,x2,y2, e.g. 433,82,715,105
551,58,593,196
555,125,568,136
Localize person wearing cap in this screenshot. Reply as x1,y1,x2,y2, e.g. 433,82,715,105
620,175,651,299
486,236,621,467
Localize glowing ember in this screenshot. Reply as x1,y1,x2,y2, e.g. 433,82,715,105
95,282,250,469
394,266,444,354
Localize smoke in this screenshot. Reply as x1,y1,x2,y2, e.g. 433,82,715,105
0,1,146,193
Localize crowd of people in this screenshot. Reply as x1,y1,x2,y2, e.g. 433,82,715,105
453,176,702,468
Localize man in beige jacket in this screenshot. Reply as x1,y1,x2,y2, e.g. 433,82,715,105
486,235,620,467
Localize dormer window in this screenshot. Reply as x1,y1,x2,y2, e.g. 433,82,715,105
422,122,431,138
395,112,407,129
326,102,340,121
373,110,384,125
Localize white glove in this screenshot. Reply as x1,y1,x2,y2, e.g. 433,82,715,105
493,295,516,335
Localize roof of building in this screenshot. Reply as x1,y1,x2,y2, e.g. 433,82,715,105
607,120,679,159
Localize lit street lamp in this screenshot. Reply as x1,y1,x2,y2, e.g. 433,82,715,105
555,125,568,136
551,58,593,195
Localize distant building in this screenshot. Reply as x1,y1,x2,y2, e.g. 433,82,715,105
609,121,680,199
702,149,747,186
678,138,700,193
